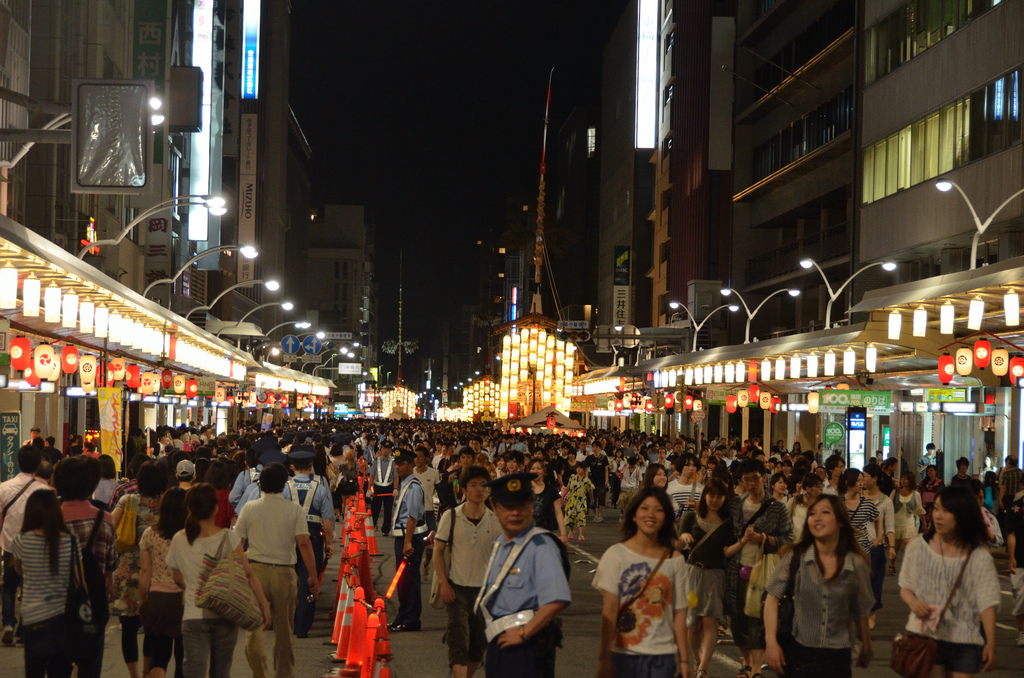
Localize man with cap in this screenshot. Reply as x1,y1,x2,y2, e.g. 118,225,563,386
176,459,195,490
370,440,397,537
282,445,335,637
389,447,427,632
230,437,277,509
475,472,571,678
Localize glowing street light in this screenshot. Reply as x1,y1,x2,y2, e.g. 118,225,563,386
720,287,800,343
669,302,739,351
142,244,258,297
184,279,280,320
799,258,896,328
77,195,227,258
935,178,1024,269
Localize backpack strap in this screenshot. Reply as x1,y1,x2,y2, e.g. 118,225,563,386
86,509,105,551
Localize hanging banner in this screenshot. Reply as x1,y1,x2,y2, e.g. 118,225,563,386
1,412,20,481
98,387,124,472
238,113,258,281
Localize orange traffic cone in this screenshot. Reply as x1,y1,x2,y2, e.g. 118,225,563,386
325,563,351,645
370,599,391,678
360,613,379,678
339,587,368,675
331,585,363,664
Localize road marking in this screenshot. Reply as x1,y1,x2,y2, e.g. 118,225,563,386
569,543,601,566
996,623,1017,631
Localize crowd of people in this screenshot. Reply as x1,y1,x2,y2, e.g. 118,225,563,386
0,421,1021,678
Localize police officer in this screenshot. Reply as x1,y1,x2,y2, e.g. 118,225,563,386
370,440,397,536
389,447,427,632
229,437,281,509
285,446,335,637
475,472,571,678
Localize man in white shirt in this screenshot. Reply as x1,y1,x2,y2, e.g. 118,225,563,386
414,445,441,576
617,455,643,518
0,446,51,643
236,462,319,678
666,452,703,521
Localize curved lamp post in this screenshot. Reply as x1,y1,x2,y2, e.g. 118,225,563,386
263,320,311,336
935,178,1024,270
184,279,279,320
799,258,896,328
77,195,227,258
142,244,258,297
668,302,739,351
720,287,800,343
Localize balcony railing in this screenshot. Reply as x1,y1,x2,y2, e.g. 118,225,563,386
745,223,850,286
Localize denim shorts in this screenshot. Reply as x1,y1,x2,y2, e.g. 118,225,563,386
934,640,982,673
611,652,677,678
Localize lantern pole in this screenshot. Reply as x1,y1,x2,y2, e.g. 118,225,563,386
530,68,554,315
935,178,1024,270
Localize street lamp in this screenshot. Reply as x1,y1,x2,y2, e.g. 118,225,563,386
77,195,227,258
263,321,311,336
799,257,896,328
935,178,1024,269
720,287,800,343
670,303,739,351
184,279,280,320
142,244,258,297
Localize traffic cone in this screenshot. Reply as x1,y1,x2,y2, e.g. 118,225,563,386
331,586,364,664
364,514,380,556
370,599,391,678
376,662,391,678
339,587,368,675
325,564,351,645
360,613,379,678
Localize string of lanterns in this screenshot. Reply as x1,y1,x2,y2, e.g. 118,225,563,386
464,377,499,415
937,338,1023,384
497,326,576,418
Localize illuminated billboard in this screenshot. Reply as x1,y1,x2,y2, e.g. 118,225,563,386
242,0,261,99
635,0,658,149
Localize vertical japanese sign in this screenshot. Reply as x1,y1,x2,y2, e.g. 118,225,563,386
613,246,631,327
238,113,258,281
1,412,20,481
98,387,124,472
133,0,169,164
144,215,172,305
241,0,262,99
190,0,214,242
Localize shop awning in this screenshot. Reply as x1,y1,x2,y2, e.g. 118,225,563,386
253,362,332,396
0,214,255,381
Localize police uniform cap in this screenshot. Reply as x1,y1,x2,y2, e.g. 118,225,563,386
252,437,281,454
288,444,316,462
392,447,416,464
281,433,295,445
381,440,394,449
259,448,288,467
486,472,536,506
312,433,323,443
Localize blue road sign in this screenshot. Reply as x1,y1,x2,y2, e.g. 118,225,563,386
281,334,300,355
302,335,322,355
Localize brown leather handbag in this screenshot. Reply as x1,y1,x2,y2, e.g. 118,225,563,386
891,548,972,678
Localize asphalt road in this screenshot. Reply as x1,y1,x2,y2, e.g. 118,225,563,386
2,513,1021,677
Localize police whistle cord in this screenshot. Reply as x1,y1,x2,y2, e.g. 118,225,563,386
385,556,409,599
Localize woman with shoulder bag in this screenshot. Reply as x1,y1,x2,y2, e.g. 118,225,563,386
139,488,187,678
166,484,270,678
897,485,1001,677
594,487,690,678
677,479,736,678
11,490,75,678
764,494,874,678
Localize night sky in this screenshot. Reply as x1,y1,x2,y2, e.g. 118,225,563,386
289,1,630,375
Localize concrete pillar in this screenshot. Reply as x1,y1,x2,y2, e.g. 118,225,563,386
763,409,773,445
995,386,1016,469
741,407,750,444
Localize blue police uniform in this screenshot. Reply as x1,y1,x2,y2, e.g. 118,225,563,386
286,471,334,635
370,452,396,536
475,473,571,678
228,465,261,509
391,462,426,630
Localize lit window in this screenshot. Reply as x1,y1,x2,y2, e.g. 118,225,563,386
587,127,596,158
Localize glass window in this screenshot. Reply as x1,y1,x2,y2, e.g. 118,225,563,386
864,145,876,203
925,113,940,180
886,134,900,195
898,126,912,189
911,119,926,186
874,139,887,200
939,105,956,174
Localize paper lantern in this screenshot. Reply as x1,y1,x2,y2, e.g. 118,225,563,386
759,391,772,409
824,350,837,377
992,349,1009,376
771,395,781,413
172,375,186,394
974,340,991,369
23,366,40,387
79,355,97,391
33,345,56,382
913,306,927,337
967,297,984,330
43,284,60,323
60,345,79,374
837,383,850,390
888,310,902,340
110,358,126,381
140,372,159,395
46,353,61,382
126,365,141,388
1010,357,1024,381
0,263,16,308
693,398,703,411
683,395,694,410
726,395,737,413
664,392,675,409
645,399,653,413
1005,291,1020,326
955,347,973,376
186,379,199,398
808,392,820,414
865,345,877,373
10,337,31,371
750,383,760,400
736,390,750,408
938,354,955,384
747,360,758,382
161,369,173,390
22,274,39,317
215,386,226,403
104,366,114,386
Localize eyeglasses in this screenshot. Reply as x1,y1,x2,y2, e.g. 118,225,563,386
740,474,762,484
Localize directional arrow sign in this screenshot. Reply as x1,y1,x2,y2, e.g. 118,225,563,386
301,335,322,355
280,335,300,355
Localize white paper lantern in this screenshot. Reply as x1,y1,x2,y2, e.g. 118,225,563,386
0,264,17,309
43,284,61,323
79,299,94,334
913,306,927,337
807,354,819,378
22,274,40,317
843,348,856,375
865,345,877,372
61,292,78,329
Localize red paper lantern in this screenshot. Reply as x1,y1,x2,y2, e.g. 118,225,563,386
645,399,653,413
110,358,126,381
683,395,694,410
214,386,226,403
750,383,760,400
771,395,782,413
1010,357,1024,380
10,337,31,371
185,379,198,398
973,340,992,369
161,369,173,390
24,366,40,387
60,346,79,374
938,354,955,384
726,395,737,413
664,393,675,410
126,365,141,388
747,360,758,382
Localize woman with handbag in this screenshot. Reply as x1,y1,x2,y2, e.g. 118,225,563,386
763,494,874,678
677,479,736,678
139,488,186,678
110,462,166,678
10,490,75,678
891,472,925,572
897,485,1001,677
594,487,690,678
166,483,270,678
